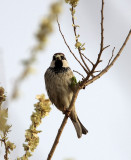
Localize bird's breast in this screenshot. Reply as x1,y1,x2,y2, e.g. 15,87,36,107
44,68,74,111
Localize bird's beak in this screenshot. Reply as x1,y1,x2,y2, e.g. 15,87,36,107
56,57,60,60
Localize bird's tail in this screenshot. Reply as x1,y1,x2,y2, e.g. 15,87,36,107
71,116,88,138
71,119,82,138
78,117,88,135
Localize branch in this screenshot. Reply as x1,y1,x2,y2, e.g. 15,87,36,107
47,88,80,160
71,7,91,74
73,70,85,79
93,0,104,69
99,0,104,53
107,47,115,66
0,138,9,160
0,132,10,160
103,45,110,51
47,116,68,160
56,16,88,74
81,29,131,87
3,137,9,160
78,0,105,81
93,70,101,73
81,53,94,66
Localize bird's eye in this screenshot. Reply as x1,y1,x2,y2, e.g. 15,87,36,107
61,56,66,60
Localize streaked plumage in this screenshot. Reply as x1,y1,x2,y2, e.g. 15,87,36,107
44,53,88,138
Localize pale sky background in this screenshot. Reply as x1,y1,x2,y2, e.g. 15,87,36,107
0,0,131,160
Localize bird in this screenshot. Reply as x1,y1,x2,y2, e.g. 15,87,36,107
44,53,88,138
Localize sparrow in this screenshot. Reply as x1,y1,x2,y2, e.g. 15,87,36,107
44,53,88,138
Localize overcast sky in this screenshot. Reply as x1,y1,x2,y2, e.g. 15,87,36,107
0,0,131,160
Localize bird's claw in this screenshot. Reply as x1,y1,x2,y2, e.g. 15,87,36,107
63,108,71,117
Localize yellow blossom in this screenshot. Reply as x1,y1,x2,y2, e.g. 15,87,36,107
6,141,16,151
65,0,79,7
75,42,82,48
0,87,6,105
20,94,51,159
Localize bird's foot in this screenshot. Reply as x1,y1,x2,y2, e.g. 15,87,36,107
63,108,71,117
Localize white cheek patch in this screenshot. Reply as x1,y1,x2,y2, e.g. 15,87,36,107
62,60,69,67
50,61,55,67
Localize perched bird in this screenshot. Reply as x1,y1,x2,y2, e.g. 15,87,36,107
44,53,88,138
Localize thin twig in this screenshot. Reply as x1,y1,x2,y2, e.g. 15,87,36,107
3,139,8,160
81,29,131,87
81,53,94,66
56,16,88,74
93,70,101,73
73,70,85,79
94,0,104,63
99,0,104,53
1,134,9,160
71,7,91,74
103,45,110,51
107,47,115,66
82,0,105,79
95,0,104,62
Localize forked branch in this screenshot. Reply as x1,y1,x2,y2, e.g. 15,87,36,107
80,29,131,87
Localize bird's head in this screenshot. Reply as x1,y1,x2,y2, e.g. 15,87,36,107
50,53,69,69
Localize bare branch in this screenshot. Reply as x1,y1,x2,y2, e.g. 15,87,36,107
93,70,101,73
107,47,115,66
73,70,85,79
94,0,104,63
95,0,105,62
103,45,110,51
80,0,105,80
56,16,88,74
81,29,131,87
47,117,68,160
100,0,104,52
81,53,94,66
